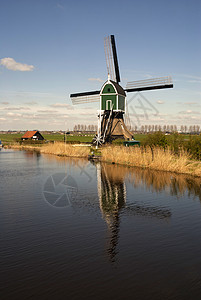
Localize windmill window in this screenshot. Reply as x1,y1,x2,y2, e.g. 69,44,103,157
107,88,110,92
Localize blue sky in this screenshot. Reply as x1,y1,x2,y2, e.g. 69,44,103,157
0,0,201,130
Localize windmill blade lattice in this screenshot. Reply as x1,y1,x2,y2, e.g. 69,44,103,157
125,76,173,92
104,35,121,83
104,36,116,81
71,94,100,105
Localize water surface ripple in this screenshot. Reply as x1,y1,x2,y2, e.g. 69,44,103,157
0,149,201,299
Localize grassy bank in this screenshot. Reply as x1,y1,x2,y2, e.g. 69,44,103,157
40,142,89,157
6,142,89,158
6,142,201,177
101,146,201,177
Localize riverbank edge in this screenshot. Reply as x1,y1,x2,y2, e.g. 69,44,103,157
4,143,201,178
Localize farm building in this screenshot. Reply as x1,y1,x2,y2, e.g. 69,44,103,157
21,131,44,141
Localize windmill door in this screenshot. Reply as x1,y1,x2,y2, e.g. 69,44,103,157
106,100,112,110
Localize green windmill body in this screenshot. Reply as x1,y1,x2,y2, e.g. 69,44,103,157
99,77,134,142
70,35,173,146
100,79,126,111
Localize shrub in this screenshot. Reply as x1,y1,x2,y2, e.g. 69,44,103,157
112,138,124,145
143,132,168,149
185,135,201,160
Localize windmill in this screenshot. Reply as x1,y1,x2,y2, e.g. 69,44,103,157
70,35,173,146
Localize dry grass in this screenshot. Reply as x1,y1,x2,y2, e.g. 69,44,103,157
101,146,201,177
5,142,89,158
6,142,201,177
5,143,41,151
40,142,89,158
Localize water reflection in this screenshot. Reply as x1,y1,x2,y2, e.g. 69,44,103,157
96,162,201,262
127,167,201,201
24,150,41,159
97,163,126,262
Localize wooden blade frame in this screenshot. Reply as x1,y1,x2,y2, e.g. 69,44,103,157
111,35,121,83
125,76,173,92
104,35,121,83
71,94,100,105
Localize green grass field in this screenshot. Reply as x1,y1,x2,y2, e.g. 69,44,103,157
0,134,22,142
0,133,192,144
0,133,95,143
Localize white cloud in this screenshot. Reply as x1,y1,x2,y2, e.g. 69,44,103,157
50,103,74,109
3,107,30,111
156,100,164,104
184,102,201,106
6,112,22,117
24,101,38,105
178,110,201,115
57,3,64,9
0,57,34,71
37,110,58,113
88,78,104,83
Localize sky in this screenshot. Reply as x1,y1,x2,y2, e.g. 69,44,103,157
0,0,201,131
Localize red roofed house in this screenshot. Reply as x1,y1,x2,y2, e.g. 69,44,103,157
21,131,44,141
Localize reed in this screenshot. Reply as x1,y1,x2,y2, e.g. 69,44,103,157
40,142,89,158
101,146,201,177
6,142,201,177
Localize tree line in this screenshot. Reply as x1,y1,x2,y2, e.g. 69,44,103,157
127,124,201,133
73,124,98,132
73,124,201,134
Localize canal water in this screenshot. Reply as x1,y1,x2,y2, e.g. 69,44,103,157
0,149,201,299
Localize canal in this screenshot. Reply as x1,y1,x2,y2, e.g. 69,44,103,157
0,149,201,299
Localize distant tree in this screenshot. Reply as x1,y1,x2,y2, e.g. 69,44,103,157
196,125,200,133
145,125,148,133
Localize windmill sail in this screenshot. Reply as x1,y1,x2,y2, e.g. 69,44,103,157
70,90,100,105
104,35,121,83
125,76,173,93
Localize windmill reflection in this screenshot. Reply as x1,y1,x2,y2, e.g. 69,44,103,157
97,163,172,262
97,163,126,262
